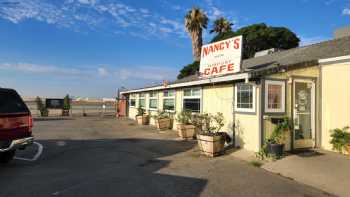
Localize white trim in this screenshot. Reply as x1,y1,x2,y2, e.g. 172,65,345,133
120,73,250,94
148,91,158,110
318,55,350,64
293,79,316,148
234,83,256,113
162,90,176,112
264,80,286,113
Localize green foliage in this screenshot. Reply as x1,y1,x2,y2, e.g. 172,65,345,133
330,126,350,153
267,117,291,145
35,97,48,117
177,61,199,79
255,144,269,160
176,110,192,125
199,112,225,134
136,107,145,116
63,94,71,110
249,160,263,168
210,17,233,34
151,111,171,120
211,23,300,59
185,7,208,33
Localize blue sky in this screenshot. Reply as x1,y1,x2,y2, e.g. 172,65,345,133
0,0,349,98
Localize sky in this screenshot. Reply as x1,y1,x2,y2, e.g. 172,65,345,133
0,0,349,98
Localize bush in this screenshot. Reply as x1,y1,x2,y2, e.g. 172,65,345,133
330,126,350,153
176,110,192,125
136,107,145,116
35,97,48,117
63,94,71,110
267,117,290,145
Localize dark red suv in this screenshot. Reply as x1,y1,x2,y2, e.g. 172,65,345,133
0,88,34,163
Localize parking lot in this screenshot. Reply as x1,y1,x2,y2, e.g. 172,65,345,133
0,117,334,197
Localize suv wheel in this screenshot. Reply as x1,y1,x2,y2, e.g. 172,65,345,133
0,150,16,163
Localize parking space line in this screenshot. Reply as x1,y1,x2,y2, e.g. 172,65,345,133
14,142,43,162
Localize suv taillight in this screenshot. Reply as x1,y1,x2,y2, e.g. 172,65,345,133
28,115,33,128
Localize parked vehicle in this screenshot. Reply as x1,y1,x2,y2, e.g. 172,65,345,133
0,88,34,163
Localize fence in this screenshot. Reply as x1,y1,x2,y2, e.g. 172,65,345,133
24,99,117,117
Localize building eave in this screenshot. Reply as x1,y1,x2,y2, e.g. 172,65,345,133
120,72,250,94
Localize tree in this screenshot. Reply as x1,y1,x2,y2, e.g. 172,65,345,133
210,17,233,34
177,61,200,79
63,94,71,110
185,7,208,62
35,97,48,117
211,23,300,59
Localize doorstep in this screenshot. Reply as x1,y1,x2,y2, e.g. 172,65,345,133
262,149,350,197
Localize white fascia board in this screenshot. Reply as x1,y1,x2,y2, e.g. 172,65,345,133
120,73,250,94
319,55,350,64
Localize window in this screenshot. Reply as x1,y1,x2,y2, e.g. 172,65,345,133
139,93,146,109
235,83,255,113
163,90,175,111
0,89,29,114
183,88,201,113
129,94,136,107
265,80,285,113
149,91,158,110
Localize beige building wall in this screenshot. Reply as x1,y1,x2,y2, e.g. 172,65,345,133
321,63,350,151
202,84,234,138
234,84,261,152
263,66,320,150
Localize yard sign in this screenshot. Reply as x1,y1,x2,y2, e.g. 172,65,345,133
200,35,243,77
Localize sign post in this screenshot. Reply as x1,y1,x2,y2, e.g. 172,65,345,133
200,35,243,77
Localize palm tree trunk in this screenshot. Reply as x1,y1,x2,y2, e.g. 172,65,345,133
191,29,203,62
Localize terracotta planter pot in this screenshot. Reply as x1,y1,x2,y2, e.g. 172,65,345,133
346,144,350,157
62,109,70,116
197,134,225,157
136,115,149,125
177,124,195,140
156,118,171,130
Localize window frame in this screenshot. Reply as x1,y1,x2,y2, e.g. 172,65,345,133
163,89,176,112
138,93,146,109
264,80,286,113
148,91,158,111
234,83,256,113
182,87,202,113
129,94,136,108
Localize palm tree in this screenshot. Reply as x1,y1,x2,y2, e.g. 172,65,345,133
210,17,233,34
185,7,208,62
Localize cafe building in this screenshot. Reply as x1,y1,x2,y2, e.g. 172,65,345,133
120,27,350,153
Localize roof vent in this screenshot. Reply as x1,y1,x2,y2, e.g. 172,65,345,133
254,48,280,58
334,26,350,39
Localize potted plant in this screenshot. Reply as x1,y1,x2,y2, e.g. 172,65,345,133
35,96,49,117
135,107,149,125
330,126,350,156
62,94,70,116
266,117,290,158
152,111,172,130
176,110,196,140
197,112,231,157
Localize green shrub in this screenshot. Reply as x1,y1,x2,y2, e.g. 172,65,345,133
176,110,192,125
35,97,49,117
63,94,71,110
330,126,350,153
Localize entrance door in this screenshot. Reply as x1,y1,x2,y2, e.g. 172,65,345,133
293,79,315,149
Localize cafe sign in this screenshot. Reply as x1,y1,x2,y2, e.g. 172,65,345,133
199,35,243,77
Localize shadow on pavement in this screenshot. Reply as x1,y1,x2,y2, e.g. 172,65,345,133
0,138,207,197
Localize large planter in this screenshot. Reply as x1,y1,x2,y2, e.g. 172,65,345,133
156,118,171,130
346,144,350,157
62,109,70,116
197,134,225,157
267,143,284,157
136,115,149,125
177,124,195,140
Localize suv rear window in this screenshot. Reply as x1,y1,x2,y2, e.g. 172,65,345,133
0,89,29,114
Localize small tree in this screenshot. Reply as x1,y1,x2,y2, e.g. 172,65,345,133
63,94,71,110
35,96,48,117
